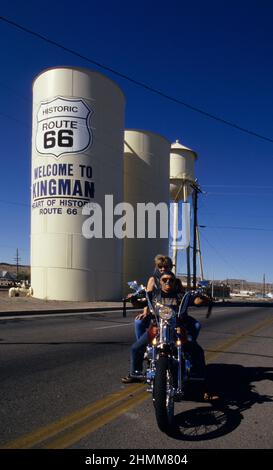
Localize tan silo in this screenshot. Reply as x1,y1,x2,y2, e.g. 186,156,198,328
123,130,170,288
31,67,125,300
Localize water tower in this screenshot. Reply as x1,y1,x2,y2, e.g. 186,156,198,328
169,139,197,279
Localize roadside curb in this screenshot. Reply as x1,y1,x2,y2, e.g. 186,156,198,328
0,306,139,317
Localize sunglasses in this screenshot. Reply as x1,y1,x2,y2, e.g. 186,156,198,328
161,277,174,284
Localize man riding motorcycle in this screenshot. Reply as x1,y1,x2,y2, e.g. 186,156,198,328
122,271,206,384
134,254,174,340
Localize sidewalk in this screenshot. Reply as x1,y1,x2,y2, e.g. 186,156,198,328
0,290,134,316
2,289,271,317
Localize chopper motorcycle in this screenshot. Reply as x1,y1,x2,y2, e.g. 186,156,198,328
127,281,209,433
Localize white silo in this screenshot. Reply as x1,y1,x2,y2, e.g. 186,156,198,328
31,67,125,301
123,130,170,288
170,139,198,275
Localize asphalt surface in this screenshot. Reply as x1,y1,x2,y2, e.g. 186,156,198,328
0,304,273,449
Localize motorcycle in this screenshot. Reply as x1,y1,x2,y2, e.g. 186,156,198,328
127,281,208,433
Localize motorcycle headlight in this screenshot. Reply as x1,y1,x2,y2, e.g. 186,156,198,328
158,306,175,320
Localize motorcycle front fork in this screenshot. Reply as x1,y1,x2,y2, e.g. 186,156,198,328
177,346,190,395
177,345,183,394
146,345,157,391
146,345,190,395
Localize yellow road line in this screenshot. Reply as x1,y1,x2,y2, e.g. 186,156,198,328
4,383,144,449
205,315,273,361
4,314,273,449
43,391,148,449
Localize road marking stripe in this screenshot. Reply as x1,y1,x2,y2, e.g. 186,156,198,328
43,392,148,449
0,309,140,321
205,315,273,361
3,383,144,449
94,323,131,330
4,314,273,449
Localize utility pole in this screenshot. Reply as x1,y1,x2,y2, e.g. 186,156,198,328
14,248,21,281
263,274,266,298
183,184,192,290
191,183,202,290
196,225,204,281
192,188,197,289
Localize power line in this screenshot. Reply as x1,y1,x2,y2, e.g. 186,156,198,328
205,192,273,196
200,209,270,219
203,184,273,189
200,231,244,278
199,224,273,232
0,81,30,102
0,245,28,251
1,15,273,144
0,111,30,128
198,199,259,274
0,199,29,207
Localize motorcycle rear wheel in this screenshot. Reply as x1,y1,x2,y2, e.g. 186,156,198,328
153,356,174,433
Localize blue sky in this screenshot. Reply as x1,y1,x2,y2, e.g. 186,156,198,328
1,0,273,283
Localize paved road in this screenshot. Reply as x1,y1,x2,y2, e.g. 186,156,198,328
0,305,273,449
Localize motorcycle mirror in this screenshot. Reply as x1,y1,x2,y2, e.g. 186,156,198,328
127,281,145,293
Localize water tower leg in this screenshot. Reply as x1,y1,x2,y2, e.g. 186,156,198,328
187,247,191,289
172,202,178,275
196,225,204,281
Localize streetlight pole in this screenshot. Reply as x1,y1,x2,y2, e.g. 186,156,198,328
172,201,178,275
172,183,184,276
14,248,21,282
192,188,198,289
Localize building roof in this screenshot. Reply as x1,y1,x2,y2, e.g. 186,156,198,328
0,271,16,280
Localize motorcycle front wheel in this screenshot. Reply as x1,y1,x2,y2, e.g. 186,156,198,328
153,356,175,433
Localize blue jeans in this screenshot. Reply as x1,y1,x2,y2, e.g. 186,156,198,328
135,315,200,341
131,317,202,376
184,316,201,341
130,330,205,377
134,315,151,340
130,331,149,375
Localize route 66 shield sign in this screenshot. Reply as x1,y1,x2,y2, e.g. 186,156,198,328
35,96,93,157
